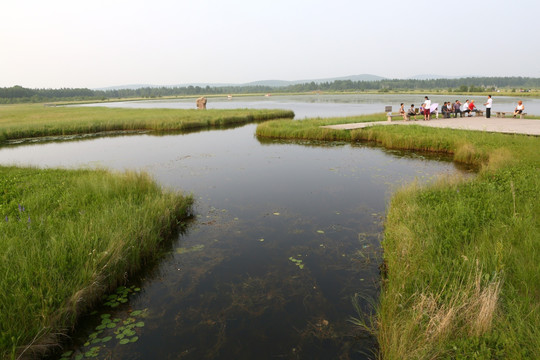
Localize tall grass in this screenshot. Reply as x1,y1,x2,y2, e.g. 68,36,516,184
381,164,539,359
257,115,540,358
0,104,294,143
0,166,193,359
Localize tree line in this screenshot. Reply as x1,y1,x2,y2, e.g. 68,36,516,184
1,77,539,103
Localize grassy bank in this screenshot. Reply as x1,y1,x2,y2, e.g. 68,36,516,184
256,113,387,141
0,167,193,359
0,104,294,143
256,116,540,358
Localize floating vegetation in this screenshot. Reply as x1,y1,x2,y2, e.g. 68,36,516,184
102,285,141,308
316,230,325,234
176,244,205,254
289,256,305,270
60,309,148,359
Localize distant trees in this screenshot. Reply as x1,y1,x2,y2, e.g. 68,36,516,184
1,77,539,103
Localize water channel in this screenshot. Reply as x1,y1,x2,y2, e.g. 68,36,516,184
0,96,476,359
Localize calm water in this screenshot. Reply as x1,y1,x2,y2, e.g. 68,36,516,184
1,97,475,359
76,93,540,118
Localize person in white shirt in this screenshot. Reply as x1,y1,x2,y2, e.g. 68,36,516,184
483,95,492,118
462,100,471,117
513,101,525,118
422,96,431,121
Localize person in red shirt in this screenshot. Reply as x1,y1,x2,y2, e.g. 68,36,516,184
468,100,477,116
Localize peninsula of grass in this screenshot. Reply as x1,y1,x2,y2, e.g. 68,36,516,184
0,166,193,359
0,104,294,144
257,116,540,358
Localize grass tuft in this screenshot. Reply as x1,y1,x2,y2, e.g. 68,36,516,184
0,166,193,359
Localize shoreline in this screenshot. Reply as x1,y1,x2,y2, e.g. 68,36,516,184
322,116,540,136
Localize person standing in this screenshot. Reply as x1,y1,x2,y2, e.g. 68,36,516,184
484,95,492,118
422,96,431,121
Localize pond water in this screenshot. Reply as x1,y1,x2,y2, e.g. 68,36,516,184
0,97,475,359
77,93,540,119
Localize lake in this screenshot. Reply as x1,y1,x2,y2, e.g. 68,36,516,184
77,93,540,119
0,96,475,359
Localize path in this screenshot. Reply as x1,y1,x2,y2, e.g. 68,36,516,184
322,117,540,136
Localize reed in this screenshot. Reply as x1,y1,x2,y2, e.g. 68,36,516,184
257,115,540,358
0,166,193,359
0,104,294,143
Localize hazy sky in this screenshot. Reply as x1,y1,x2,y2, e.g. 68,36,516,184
1,0,539,89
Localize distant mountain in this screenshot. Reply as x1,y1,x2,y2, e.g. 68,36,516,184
243,74,387,87
96,74,387,91
241,80,294,87
97,84,156,90
408,74,474,80
307,74,387,83
96,83,236,90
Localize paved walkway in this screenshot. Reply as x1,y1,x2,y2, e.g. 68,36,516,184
322,117,540,136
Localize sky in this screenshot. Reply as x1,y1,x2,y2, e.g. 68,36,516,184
1,0,539,89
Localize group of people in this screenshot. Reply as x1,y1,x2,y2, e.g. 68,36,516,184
398,95,525,121
441,99,480,118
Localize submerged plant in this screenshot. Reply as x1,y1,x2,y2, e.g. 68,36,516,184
289,256,305,270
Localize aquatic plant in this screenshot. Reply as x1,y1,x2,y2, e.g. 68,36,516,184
0,166,193,359
289,256,305,269
59,308,148,359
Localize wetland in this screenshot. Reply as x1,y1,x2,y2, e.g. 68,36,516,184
0,101,473,359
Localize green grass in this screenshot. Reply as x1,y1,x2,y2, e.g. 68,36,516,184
256,113,387,141
0,104,294,143
256,115,540,358
0,167,193,359
0,103,293,358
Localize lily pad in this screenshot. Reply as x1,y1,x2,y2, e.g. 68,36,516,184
101,336,112,343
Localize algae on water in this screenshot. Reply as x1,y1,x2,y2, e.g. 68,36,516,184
176,244,205,254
